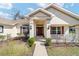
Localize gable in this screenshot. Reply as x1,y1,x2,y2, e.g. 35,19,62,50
45,4,79,25
45,4,79,20
28,8,52,19
30,11,49,17
48,8,79,25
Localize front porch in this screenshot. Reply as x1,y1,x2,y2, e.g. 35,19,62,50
29,23,79,43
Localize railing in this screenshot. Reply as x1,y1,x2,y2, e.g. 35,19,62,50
51,34,79,43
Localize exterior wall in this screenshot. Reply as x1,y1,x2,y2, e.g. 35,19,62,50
0,25,18,39
0,25,12,35
16,24,21,34
11,26,18,37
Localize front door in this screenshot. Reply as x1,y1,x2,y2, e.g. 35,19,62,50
36,27,44,36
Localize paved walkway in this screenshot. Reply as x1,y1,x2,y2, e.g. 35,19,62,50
33,41,48,56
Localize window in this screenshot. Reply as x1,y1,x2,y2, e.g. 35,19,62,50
51,26,64,34
20,24,29,34
51,27,56,34
0,26,3,33
69,26,75,33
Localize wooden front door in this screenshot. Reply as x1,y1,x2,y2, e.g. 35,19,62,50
36,27,44,36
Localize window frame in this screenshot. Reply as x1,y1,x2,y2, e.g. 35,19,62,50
20,24,29,34
69,26,75,33
51,26,64,34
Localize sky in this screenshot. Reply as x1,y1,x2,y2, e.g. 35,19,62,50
0,3,79,20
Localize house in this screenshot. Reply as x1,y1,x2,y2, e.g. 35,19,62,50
0,4,79,42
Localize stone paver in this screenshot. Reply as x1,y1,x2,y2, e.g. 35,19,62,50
33,41,48,56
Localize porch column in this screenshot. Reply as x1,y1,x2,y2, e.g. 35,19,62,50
46,24,51,38
75,26,79,42
64,26,69,42
29,19,35,38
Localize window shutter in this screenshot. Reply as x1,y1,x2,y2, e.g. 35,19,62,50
62,26,64,34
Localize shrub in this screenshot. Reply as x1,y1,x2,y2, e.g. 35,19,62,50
17,33,23,36
27,37,35,47
45,38,51,46
0,35,5,41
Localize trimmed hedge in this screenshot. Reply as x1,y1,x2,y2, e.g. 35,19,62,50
45,38,51,46
0,35,5,40
27,37,35,47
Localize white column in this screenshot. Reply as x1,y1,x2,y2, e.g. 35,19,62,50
46,24,51,38
29,19,35,38
64,26,69,42
75,26,79,41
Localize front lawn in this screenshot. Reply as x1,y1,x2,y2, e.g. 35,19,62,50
0,40,35,56
46,44,79,56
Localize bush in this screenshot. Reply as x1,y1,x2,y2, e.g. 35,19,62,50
0,35,5,41
27,37,35,47
17,33,23,36
45,38,51,46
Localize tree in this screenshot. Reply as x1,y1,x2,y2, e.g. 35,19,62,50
13,10,25,20
10,8,25,20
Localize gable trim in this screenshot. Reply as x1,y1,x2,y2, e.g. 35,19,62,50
27,8,52,18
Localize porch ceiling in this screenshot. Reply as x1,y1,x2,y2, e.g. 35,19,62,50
34,20,46,25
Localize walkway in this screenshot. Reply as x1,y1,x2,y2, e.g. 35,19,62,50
33,41,48,56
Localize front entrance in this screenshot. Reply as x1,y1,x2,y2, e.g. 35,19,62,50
36,26,44,37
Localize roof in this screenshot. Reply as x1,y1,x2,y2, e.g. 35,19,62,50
50,17,79,26
45,3,79,20
14,18,29,25
0,17,29,26
0,17,14,25
50,17,69,26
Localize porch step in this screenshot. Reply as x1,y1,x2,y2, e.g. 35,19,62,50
36,36,45,42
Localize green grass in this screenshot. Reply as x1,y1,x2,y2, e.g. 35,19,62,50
46,46,79,56
0,40,34,56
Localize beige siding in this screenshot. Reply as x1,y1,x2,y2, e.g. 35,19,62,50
0,25,20,37
0,25,12,35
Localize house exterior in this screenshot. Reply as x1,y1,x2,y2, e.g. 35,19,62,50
0,4,79,42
